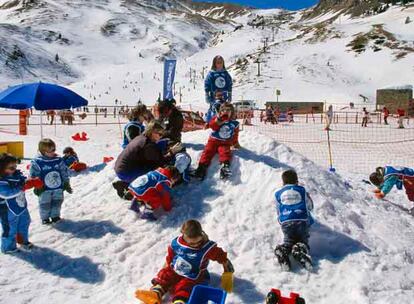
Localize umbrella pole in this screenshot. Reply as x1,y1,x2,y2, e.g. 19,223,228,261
40,110,44,139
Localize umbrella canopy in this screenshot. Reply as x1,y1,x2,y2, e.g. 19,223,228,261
0,82,88,110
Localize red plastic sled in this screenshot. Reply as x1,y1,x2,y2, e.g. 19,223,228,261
266,289,305,304
72,132,89,141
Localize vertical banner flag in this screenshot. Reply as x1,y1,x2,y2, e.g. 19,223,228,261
163,59,177,101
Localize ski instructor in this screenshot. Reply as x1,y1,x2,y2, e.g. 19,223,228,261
204,55,233,122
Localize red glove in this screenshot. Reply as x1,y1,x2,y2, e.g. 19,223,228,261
372,188,381,193
375,191,385,199
23,178,44,191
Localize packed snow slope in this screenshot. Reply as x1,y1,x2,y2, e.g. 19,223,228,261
0,1,413,106
1,127,414,304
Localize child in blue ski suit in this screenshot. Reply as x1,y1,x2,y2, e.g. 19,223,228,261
204,55,232,106
30,139,71,225
122,105,149,149
273,170,314,269
62,147,87,172
0,153,43,253
370,166,414,202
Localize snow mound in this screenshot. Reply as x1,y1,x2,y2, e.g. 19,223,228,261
2,130,414,304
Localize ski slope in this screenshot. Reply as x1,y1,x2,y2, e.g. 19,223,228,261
1,125,414,304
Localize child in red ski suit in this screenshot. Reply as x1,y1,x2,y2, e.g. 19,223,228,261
193,102,239,180
135,219,234,304
127,166,181,221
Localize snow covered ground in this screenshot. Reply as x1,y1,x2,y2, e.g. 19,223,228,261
1,124,414,304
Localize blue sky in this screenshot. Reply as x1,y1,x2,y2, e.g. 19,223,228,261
193,0,319,10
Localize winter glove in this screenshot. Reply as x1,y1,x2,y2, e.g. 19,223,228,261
34,187,45,197
372,188,381,193
375,191,385,199
168,142,184,155
63,182,73,194
221,272,234,293
23,178,44,191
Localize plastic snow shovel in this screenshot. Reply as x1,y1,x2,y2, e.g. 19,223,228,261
135,290,160,304
221,272,234,293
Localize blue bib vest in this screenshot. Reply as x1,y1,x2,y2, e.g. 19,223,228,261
210,120,239,141
170,237,217,280
32,156,64,191
63,155,79,168
275,185,309,224
122,121,145,149
206,71,232,97
128,170,170,197
384,166,414,178
0,177,27,216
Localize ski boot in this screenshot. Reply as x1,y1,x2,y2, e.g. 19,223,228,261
140,204,157,221
291,243,312,270
274,245,291,271
191,164,207,180
220,162,232,180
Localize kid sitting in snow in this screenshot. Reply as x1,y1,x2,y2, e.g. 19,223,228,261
0,153,43,253
128,166,181,221
62,147,87,172
30,139,71,225
369,166,414,205
193,102,239,180
274,170,314,270
135,219,234,304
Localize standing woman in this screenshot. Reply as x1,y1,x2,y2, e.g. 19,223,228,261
204,56,233,123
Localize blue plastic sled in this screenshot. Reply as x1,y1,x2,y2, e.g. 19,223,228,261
188,285,227,304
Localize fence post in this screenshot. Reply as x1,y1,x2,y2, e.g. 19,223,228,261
355,112,358,124
326,129,335,172
95,106,98,126
346,112,348,124
306,113,308,123
321,114,323,124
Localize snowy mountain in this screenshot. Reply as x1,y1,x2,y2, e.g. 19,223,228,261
0,0,413,105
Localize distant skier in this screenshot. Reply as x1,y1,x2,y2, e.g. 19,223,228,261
192,103,239,180
274,170,314,270
369,166,414,210
204,55,232,120
396,108,405,129
382,106,390,125
128,166,181,221
361,107,369,127
0,153,43,253
135,219,234,304
324,105,333,131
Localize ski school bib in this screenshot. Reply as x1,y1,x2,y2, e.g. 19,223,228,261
275,185,309,224
211,120,239,141
128,170,171,197
0,181,27,216
63,155,79,168
170,237,217,280
384,166,414,179
33,157,64,191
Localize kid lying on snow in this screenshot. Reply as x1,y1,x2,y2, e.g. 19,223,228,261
0,153,43,254
127,166,181,221
135,219,234,304
370,166,414,204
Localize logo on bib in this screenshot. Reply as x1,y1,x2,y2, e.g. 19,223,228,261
174,257,193,276
218,125,232,139
215,76,226,89
15,192,27,208
44,171,62,189
131,175,149,188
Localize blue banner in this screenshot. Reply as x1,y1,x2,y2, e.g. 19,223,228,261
163,59,177,101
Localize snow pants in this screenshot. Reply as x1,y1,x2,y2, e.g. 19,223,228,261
0,205,30,253
152,267,209,301
38,190,64,221
199,138,232,166
404,176,414,201
281,221,310,251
